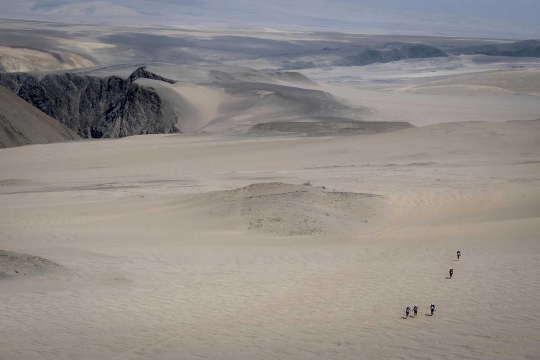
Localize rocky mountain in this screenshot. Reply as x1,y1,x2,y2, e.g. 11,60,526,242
0,68,179,138
337,44,447,67
0,85,79,148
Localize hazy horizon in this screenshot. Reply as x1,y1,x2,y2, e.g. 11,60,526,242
1,0,540,39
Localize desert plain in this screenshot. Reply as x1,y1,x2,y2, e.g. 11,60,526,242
0,16,540,360
1,116,539,359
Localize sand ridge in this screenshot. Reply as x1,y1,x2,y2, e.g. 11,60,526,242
189,182,385,236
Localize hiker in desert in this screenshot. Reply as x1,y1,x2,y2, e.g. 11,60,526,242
405,306,411,319
457,250,461,260
449,268,454,279
430,303,436,316
413,305,418,317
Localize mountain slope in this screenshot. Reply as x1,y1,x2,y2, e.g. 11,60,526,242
0,85,79,149
3,0,540,38
0,69,180,138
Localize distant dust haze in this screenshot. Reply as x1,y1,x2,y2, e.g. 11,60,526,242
2,0,540,38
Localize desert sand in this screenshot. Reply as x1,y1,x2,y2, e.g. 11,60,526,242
1,16,540,360
0,85,79,148
1,118,539,359
0,46,95,73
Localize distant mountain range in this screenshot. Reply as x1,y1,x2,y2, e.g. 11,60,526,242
337,44,448,67
453,40,540,58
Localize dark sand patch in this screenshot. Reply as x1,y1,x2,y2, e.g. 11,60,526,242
193,182,384,236
0,250,62,279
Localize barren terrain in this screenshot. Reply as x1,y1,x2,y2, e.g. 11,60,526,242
1,15,540,360
1,119,539,359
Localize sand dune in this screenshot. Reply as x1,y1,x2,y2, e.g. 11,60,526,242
0,119,539,359
400,69,540,95
0,46,95,72
0,85,80,148
135,80,225,134
129,65,373,134
0,18,540,360
189,182,384,236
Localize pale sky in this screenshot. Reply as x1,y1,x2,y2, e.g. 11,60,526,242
349,0,540,23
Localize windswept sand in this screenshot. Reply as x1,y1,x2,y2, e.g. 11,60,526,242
399,69,540,96
0,120,539,359
299,56,540,126
0,46,95,72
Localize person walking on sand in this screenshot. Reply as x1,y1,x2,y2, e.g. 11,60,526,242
449,268,454,279
405,306,411,319
430,303,436,316
457,250,461,260
413,305,418,317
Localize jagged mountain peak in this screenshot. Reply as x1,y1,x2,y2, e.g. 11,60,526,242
128,66,176,84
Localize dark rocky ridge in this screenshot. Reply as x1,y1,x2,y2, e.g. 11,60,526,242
338,44,447,67
0,68,179,138
278,43,448,70
452,40,540,58
128,66,177,84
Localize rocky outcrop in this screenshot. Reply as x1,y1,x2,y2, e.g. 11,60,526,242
0,250,62,278
128,66,176,84
0,69,179,139
339,44,447,67
0,85,79,149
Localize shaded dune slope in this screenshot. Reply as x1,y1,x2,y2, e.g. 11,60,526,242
0,85,79,148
